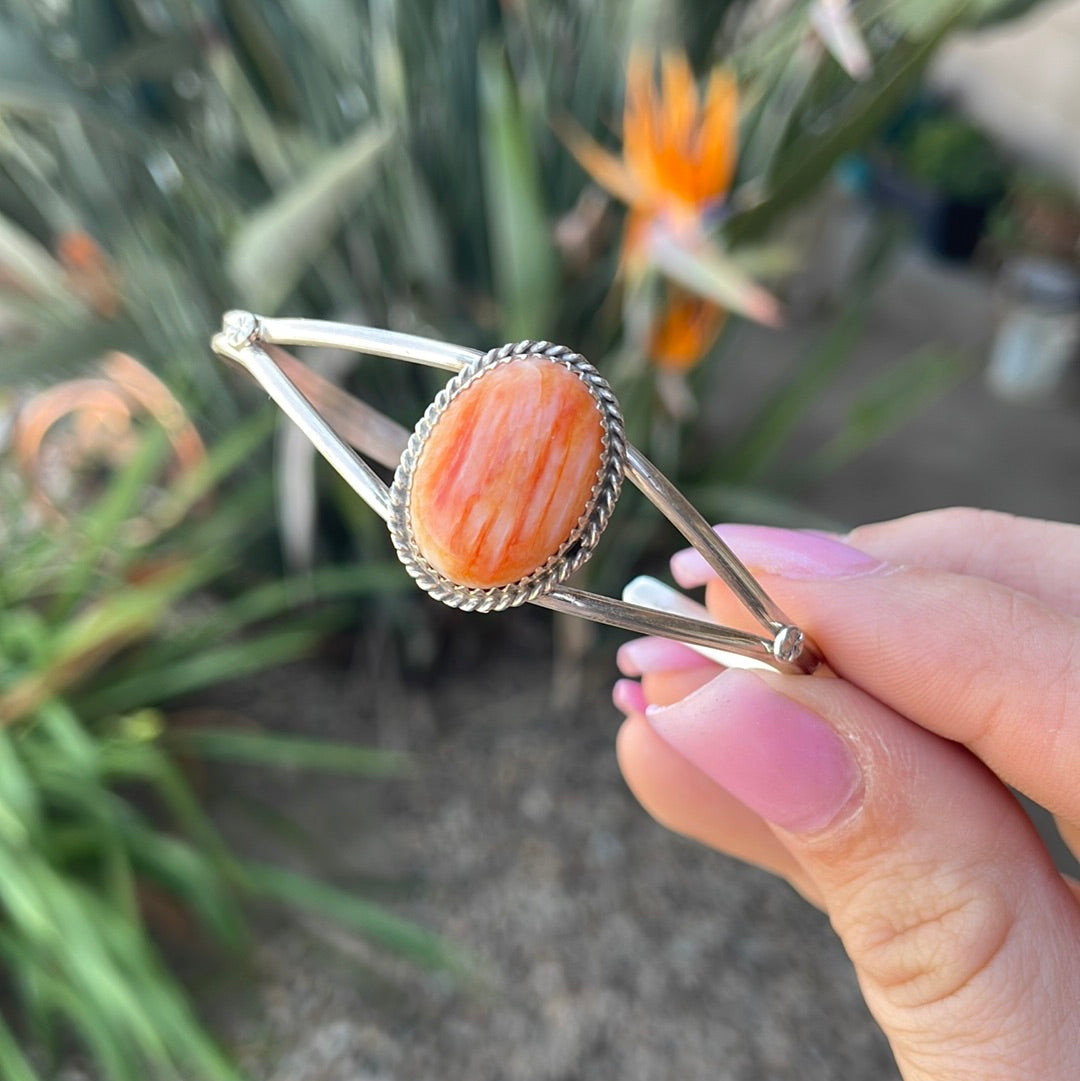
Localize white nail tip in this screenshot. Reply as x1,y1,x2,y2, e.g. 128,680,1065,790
621,576,773,672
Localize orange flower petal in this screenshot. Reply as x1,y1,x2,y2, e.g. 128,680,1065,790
619,209,653,277
556,115,643,207
698,68,739,201
621,50,737,211
661,52,698,157
622,50,661,197
562,48,743,288
648,292,727,372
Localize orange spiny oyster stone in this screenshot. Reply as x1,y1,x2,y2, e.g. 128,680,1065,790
409,357,605,589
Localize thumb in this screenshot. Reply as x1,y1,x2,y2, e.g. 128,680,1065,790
644,668,1080,1081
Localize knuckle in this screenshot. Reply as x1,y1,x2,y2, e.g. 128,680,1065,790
839,865,1016,1016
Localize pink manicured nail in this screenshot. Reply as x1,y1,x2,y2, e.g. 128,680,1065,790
671,525,886,588
613,678,648,716
617,636,716,677
646,669,860,833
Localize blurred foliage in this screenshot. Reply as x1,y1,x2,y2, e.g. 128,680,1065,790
0,0,1028,398
0,407,461,1080
0,0,1023,511
0,0,1045,1077
896,112,1009,202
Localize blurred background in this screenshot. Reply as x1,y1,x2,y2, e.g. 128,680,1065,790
0,1,1077,1079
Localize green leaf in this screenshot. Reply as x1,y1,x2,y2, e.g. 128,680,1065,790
478,45,559,340
0,730,41,843
123,825,247,946
0,577,193,729
226,122,394,310
720,223,900,483
728,17,960,243
132,561,409,671
98,742,234,868
0,932,140,1081
0,312,137,387
167,728,411,777
76,627,323,719
51,428,172,614
0,1008,39,1081
240,860,470,975
0,212,68,302
803,346,970,478
145,409,275,533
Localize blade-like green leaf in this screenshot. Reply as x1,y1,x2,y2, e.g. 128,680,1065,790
167,728,411,776
478,45,559,340
728,18,960,242
226,122,394,310
76,627,323,719
52,428,172,613
0,730,41,842
97,742,234,867
0,1009,39,1081
0,312,137,386
803,346,970,478
0,932,140,1081
0,577,193,729
145,409,275,533
240,860,470,975
720,223,899,483
122,824,247,947
0,212,68,302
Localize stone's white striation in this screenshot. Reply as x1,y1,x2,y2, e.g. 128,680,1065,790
408,356,605,590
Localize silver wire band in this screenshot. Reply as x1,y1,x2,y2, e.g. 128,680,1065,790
211,312,823,675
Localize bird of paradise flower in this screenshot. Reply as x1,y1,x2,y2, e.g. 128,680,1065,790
561,50,781,373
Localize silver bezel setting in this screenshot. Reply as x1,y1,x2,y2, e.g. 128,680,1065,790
387,340,626,612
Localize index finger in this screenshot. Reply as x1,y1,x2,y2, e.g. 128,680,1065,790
848,508,1080,615
671,520,1080,827
674,509,1080,617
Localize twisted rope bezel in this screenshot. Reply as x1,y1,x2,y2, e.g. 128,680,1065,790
387,340,625,612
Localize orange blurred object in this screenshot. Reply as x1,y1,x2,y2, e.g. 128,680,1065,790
648,292,728,373
562,50,738,273
56,229,122,318
562,50,746,370
12,352,206,525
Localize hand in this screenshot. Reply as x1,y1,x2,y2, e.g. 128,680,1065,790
613,508,1080,1081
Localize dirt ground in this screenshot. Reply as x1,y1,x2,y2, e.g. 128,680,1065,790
204,648,894,1081
197,247,1077,1081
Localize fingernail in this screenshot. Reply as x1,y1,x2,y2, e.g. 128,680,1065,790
646,669,860,833
617,636,716,677
613,678,648,716
671,525,887,588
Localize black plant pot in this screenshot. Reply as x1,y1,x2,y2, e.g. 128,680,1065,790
923,196,992,262
870,160,998,263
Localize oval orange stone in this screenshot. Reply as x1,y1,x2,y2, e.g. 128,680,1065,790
409,357,605,589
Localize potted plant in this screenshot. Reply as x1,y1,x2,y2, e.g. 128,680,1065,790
873,109,1010,261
